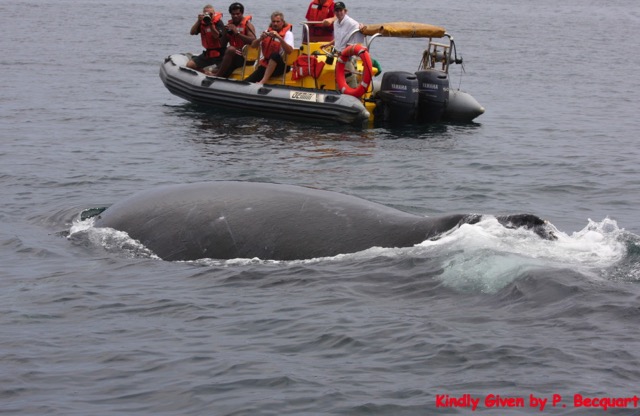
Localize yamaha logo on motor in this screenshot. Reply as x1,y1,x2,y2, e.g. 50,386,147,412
391,84,408,90
422,83,439,90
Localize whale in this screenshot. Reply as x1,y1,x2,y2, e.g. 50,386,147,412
89,181,555,261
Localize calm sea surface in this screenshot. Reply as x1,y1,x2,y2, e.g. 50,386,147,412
2,0,640,414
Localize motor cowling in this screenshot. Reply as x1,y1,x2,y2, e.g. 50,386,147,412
373,71,418,125
415,69,449,123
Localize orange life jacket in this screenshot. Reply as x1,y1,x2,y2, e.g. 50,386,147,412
305,0,334,42
259,23,292,67
200,12,224,58
227,15,252,50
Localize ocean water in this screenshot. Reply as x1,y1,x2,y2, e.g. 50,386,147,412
2,0,640,414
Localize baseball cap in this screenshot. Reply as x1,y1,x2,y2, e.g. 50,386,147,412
334,2,346,10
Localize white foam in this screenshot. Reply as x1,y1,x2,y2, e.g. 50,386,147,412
68,215,630,281
68,216,159,260
419,217,627,292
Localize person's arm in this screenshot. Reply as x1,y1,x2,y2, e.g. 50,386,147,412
238,21,257,44
212,19,224,40
190,15,203,35
322,16,336,26
280,31,294,54
251,31,265,49
321,39,335,48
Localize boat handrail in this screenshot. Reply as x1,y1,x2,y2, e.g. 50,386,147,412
365,33,382,52
299,22,312,48
344,27,367,53
297,22,321,88
282,49,300,85
241,44,260,79
299,21,331,47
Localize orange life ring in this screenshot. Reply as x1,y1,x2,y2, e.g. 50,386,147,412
335,44,373,98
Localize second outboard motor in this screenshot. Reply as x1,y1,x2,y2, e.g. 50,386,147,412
416,69,449,123
373,71,418,125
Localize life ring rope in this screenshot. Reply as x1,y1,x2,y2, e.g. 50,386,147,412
335,44,373,98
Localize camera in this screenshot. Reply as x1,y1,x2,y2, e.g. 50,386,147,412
226,27,234,35
202,13,212,25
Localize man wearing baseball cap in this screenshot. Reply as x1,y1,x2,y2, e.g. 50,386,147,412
322,2,364,53
321,1,364,87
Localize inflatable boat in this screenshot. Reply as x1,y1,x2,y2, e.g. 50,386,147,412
160,22,485,127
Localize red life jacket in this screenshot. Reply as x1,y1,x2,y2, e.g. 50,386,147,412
259,23,292,67
291,55,326,80
200,12,224,58
227,15,252,50
305,0,334,42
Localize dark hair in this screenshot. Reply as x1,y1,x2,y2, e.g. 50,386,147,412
229,2,244,13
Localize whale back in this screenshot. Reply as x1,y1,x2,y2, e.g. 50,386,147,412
93,181,446,260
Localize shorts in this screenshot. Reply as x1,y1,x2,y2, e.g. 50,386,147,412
218,53,249,78
244,52,286,83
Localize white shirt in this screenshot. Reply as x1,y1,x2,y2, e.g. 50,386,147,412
283,30,295,50
333,14,364,52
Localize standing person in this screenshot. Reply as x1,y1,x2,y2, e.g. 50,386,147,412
213,2,257,78
187,4,227,72
244,11,295,84
305,0,335,43
321,2,363,87
321,1,363,53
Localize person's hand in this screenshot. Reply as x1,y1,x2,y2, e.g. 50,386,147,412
322,17,335,26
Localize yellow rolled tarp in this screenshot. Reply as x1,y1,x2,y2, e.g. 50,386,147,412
360,22,446,38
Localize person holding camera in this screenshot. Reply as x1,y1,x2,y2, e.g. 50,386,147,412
187,4,227,72
211,2,256,78
244,11,294,84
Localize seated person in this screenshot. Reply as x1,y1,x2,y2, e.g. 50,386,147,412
244,11,295,84
212,2,257,78
187,4,227,72
305,0,334,43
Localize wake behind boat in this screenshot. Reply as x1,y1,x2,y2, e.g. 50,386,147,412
160,21,485,127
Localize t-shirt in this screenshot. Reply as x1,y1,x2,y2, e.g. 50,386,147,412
333,14,364,52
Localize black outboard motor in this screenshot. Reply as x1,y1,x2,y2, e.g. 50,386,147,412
415,69,449,123
373,71,418,125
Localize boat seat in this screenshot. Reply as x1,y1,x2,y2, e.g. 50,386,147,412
280,49,300,84
239,46,300,84
241,45,260,79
